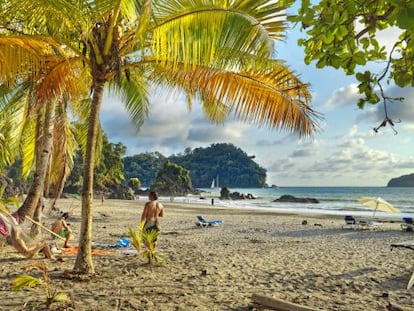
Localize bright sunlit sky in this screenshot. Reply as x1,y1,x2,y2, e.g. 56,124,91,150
100,16,414,187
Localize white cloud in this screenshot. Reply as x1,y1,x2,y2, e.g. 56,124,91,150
290,140,320,157
323,84,361,110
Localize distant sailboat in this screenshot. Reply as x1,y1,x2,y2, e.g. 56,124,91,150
210,175,219,189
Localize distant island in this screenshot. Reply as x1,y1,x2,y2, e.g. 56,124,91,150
387,173,414,187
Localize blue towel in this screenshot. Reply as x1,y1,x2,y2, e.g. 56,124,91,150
116,237,131,248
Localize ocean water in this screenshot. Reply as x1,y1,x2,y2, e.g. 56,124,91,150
160,187,414,219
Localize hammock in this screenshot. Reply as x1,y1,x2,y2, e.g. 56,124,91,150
0,212,61,258
0,211,19,236
10,226,47,258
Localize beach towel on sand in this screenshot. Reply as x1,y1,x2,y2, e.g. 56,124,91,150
60,246,113,255
91,237,131,249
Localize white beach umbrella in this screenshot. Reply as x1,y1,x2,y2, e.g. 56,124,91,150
356,197,400,215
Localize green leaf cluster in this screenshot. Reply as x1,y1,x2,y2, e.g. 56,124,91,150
289,0,414,106
63,133,127,192
151,161,192,194
128,177,141,191
123,152,167,188
94,134,127,191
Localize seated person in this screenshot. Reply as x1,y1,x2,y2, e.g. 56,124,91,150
51,212,72,248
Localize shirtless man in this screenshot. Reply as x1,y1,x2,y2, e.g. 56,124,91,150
141,191,164,232
51,212,72,248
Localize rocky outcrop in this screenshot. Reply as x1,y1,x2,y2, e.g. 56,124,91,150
387,173,414,187
108,185,135,200
219,187,257,200
273,194,319,203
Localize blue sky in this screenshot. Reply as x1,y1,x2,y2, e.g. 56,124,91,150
100,21,414,187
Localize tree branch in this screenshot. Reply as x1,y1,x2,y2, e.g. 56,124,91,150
355,6,395,40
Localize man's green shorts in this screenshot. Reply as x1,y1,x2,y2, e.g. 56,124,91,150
52,229,70,239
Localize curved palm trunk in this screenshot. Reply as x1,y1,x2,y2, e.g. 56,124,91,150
17,101,56,222
73,79,105,275
30,199,43,236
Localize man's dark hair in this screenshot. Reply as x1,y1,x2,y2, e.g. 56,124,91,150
149,191,158,200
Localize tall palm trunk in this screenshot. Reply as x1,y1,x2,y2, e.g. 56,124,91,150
73,79,105,275
17,101,56,222
31,107,50,236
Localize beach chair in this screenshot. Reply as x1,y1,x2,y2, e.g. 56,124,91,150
196,216,223,228
341,215,360,230
341,215,379,230
401,217,414,232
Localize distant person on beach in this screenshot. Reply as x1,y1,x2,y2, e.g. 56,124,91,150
51,212,72,248
141,191,164,233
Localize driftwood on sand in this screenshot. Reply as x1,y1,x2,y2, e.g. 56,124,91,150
251,294,321,311
387,300,412,311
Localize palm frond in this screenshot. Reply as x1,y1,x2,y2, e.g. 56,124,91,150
0,83,31,157
152,60,320,136
2,0,109,36
48,100,78,198
127,221,145,252
151,0,289,69
12,274,44,291
33,57,89,103
0,36,55,85
107,74,150,131
20,115,37,179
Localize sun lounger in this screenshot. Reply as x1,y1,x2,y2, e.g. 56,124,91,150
401,217,414,232
196,216,223,227
341,215,379,230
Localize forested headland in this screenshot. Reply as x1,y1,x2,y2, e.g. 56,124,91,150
5,142,267,196
124,143,267,189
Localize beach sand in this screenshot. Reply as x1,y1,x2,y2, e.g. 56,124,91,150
1,198,414,310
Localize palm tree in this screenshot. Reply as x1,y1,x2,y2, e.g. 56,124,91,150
0,48,88,229
1,0,320,276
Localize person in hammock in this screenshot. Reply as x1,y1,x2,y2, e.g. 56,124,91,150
10,226,54,259
2,213,54,259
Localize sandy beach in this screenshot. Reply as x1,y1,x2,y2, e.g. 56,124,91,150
1,198,414,310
